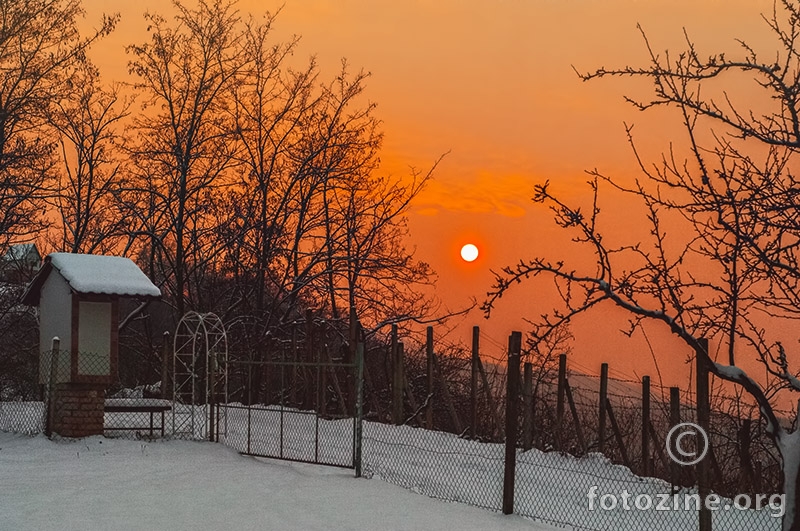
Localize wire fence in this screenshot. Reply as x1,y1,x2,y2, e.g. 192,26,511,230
0,327,789,531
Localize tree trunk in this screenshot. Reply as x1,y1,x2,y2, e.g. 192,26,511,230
779,430,800,531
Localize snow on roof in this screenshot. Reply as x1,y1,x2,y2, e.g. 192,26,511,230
21,253,161,305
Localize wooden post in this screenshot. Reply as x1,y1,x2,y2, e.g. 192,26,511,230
606,398,631,468
502,331,521,515
477,355,502,438
696,338,711,531
522,362,533,451
432,353,463,433
324,343,349,417
555,353,567,451
347,307,359,413
290,322,298,406
649,420,670,473
402,368,419,414
598,363,609,454
669,386,681,493
426,326,434,429
565,380,587,454
320,330,328,415
641,375,650,477
392,324,403,425
354,327,365,478
471,326,479,439
161,331,170,399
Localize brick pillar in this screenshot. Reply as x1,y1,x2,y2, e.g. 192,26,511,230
50,383,105,438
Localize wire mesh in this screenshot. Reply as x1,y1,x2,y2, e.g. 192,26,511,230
218,315,359,468
0,334,788,531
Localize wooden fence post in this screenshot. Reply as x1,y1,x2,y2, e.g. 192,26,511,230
523,362,533,451
696,338,711,531
606,398,631,468
503,331,522,515
565,379,587,454
555,353,567,451
471,326,479,439
477,354,502,438
432,353,463,433
290,323,298,406
427,326,434,429
598,363,609,454
393,329,404,426
669,386,681,493
642,375,650,477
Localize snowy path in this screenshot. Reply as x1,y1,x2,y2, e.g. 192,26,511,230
0,432,553,531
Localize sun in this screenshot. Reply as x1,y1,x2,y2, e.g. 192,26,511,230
460,243,479,262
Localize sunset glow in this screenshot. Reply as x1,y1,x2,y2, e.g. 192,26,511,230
74,0,778,384
1,1,795,526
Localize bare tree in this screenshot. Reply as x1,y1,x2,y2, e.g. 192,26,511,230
125,0,242,317
224,43,439,331
485,2,800,528
221,11,319,327
45,59,131,254
0,0,117,248
524,321,573,401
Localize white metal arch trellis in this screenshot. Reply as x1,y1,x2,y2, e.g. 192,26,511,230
172,311,228,439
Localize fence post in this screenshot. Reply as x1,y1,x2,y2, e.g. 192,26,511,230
565,379,587,454
392,323,404,425
555,353,567,451
471,326,479,439
642,375,650,477
598,362,609,454
348,307,359,414
354,322,365,478
503,331,522,515
290,323,298,406
523,362,533,451
45,337,60,437
426,326,434,429
696,338,711,531
432,352,463,433
161,331,170,399
477,354,502,438
669,386,681,493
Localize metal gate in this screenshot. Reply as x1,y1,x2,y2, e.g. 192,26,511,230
217,316,364,474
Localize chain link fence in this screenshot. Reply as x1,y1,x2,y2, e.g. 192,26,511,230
0,328,789,531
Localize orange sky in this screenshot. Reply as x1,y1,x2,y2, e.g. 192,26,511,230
82,0,780,388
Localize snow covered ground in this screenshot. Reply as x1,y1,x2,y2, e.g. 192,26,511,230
0,431,550,531
0,401,784,530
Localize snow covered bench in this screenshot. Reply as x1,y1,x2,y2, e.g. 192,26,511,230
104,398,172,437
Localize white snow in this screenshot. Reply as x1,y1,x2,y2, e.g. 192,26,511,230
0,432,549,531
47,253,160,298
713,363,746,381
0,402,785,530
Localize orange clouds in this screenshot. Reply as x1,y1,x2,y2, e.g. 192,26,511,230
414,172,534,217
